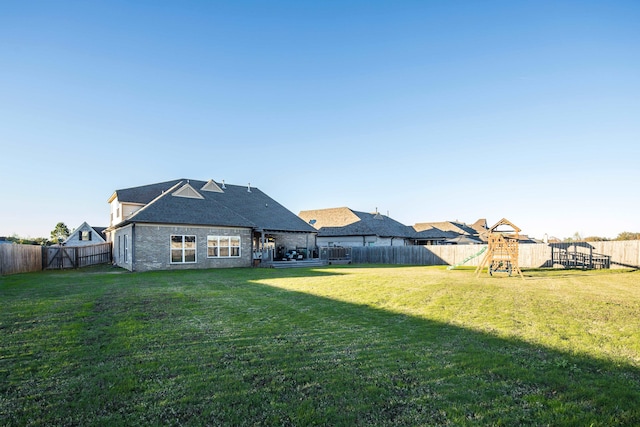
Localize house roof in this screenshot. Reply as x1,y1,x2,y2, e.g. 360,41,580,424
91,226,107,238
413,221,479,236
109,179,183,204
299,207,417,238
444,235,484,245
111,179,317,233
299,207,360,229
470,218,488,234
64,221,107,243
414,227,459,240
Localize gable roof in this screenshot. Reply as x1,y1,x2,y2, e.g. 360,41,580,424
444,234,484,244
172,182,205,199
414,227,459,240
109,179,184,204
413,221,479,236
91,226,107,238
299,207,361,229
299,207,416,238
111,179,317,233
65,221,107,243
470,218,488,233
201,179,225,193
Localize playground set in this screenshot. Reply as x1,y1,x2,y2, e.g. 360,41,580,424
448,218,616,275
445,218,524,278
475,218,524,278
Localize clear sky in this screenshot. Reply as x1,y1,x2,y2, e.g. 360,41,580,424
1,1,638,241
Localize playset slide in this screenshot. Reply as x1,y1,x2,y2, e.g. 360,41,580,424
446,246,487,270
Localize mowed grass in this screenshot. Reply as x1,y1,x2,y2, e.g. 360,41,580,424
1,265,639,426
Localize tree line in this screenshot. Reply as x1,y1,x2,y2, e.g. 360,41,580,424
564,231,640,242
0,222,71,246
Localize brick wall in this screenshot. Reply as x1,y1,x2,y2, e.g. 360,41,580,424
114,224,253,272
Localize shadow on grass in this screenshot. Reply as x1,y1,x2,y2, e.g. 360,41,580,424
1,267,639,426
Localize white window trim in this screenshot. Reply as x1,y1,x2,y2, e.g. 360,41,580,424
207,235,241,258
171,235,197,264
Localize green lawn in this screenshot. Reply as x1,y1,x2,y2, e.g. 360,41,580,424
1,265,639,426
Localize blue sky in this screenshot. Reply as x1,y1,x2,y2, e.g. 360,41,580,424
1,1,638,240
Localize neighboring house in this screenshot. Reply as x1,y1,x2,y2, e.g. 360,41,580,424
414,220,480,236
413,228,458,245
470,218,489,235
105,179,317,272
516,235,540,244
299,207,417,247
413,219,487,245
64,222,107,246
443,234,484,245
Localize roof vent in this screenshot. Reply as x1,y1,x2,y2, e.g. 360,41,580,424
173,183,204,199
201,179,224,193
221,180,226,189
247,183,251,193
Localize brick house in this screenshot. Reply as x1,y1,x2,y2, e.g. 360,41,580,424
413,220,486,244
105,179,317,272
299,207,419,247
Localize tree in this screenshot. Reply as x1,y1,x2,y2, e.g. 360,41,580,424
564,232,583,243
615,232,640,241
50,222,70,243
584,236,610,242
1,234,50,245
33,237,51,246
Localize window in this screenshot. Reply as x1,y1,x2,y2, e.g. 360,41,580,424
80,231,92,241
171,235,196,263
124,235,128,262
207,236,241,258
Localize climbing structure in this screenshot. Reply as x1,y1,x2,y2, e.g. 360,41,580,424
475,218,524,279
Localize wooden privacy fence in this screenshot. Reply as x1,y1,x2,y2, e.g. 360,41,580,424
44,242,112,270
351,246,449,266
350,240,640,270
0,244,43,275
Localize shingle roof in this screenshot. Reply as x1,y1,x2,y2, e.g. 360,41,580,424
444,235,484,244
413,221,478,235
113,179,317,233
299,207,417,238
414,227,458,240
115,179,183,204
91,226,107,239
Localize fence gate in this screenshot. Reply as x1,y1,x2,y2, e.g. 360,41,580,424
45,246,75,269
44,243,112,269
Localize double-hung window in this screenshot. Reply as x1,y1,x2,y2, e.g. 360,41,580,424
207,236,241,258
171,235,196,263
